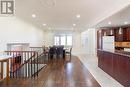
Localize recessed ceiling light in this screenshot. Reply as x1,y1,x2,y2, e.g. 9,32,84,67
43,24,47,26
73,24,76,26
124,21,128,24
32,14,36,18
76,14,80,18
108,21,112,25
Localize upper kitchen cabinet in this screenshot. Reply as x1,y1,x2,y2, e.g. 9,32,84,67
97,27,130,50
114,28,124,42
123,28,130,41
97,28,114,49
102,29,114,36
97,29,103,49
100,27,130,42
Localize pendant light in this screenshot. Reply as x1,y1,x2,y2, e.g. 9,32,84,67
119,27,122,34
104,31,106,36
110,29,113,35
118,13,122,35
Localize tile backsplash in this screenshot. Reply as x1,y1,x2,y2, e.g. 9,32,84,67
115,42,130,47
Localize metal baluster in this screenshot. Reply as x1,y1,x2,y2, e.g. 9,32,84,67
34,52,36,78
9,51,12,78
20,51,23,78
16,52,18,78
12,52,15,78
27,52,30,78
31,52,32,77
36,52,38,77
25,52,27,78
1,62,3,79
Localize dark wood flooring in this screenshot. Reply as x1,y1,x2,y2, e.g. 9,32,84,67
0,56,101,87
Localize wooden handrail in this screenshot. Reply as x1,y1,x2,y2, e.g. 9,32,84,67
5,51,36,52
4,51,39,78
30,47,44,48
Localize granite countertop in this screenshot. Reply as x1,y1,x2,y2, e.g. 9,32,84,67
114,50,130,57
98,49,130,57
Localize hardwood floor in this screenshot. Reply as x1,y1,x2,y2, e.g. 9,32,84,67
0,56,101,87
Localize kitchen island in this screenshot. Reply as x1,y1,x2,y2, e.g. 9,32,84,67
97,49,130,87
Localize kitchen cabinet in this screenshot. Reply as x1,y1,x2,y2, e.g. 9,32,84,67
114,28,124,42
102,51,113,76
97,29,114,49
97,30,102,49
124,28,130,41
97,27,130,50
98,28,130,42
97,50,130,87
102,29,114,36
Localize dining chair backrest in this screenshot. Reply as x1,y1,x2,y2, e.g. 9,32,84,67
66,46,72,52
56,46,64,55
70,47,72,52
49,47,56,54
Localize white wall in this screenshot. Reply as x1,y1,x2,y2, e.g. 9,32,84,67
0,16,97,56
44,31,54,46
0,17,44,52
72,31,82,55
81,28,96,55
43,30,82,55
0,16,45,78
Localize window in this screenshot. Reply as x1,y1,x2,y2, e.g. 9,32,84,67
54,35,72,46
67,35,72,45
60,36,66,45
54,36,60,45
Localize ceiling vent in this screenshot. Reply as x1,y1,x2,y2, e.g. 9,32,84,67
40,0,56,7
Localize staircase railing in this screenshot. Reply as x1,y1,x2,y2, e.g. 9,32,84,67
5,51,39,78
4,46,48,78
30,47,44,55
29,47,47,64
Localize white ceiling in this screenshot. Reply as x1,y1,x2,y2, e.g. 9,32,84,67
95,5,130,28
15,0,130,31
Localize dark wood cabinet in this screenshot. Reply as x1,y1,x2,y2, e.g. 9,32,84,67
124,28,130,41
113,54,129,87
118,55,129,87
127,28,130,41
127,58,130,87
97,27,130,87
112,54,120,80
97,50,103,68
114,28,124,42
101,52,113,76
115,28,130,41
97,29,114,49
97,28,130,42
106,29,114,36
97,30,102,49
102,29,114,36
97,50,130,87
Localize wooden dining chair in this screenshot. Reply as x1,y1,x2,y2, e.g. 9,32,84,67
48,46,57,59
56,46,64,58
65,47,72,59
